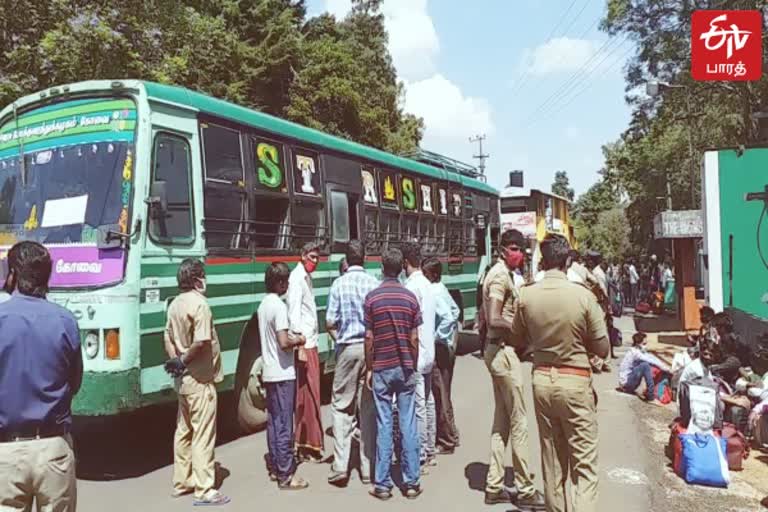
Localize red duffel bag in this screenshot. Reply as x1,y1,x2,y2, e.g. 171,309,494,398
668,418,687,476
721,422,749,471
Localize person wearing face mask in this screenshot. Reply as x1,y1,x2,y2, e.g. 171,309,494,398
480,229,545,510
288,242,324,463
163,258,229,506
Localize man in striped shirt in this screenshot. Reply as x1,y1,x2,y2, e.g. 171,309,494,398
364,247,422,501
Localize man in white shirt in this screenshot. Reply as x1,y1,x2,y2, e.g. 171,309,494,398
588,251,608,296
287,242,323,462
259,262,308,490
402,242,437,470
618,332,670,402
566,256,584,285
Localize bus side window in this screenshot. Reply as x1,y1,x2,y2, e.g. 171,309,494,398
364,207,380,254
330,190,350,246
292,201,326,252
420,216,435,255
381,211,399,251
435,218,447,254
201,124,247,251
150,133,194,244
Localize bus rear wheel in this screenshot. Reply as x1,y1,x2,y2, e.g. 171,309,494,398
237,356,268,434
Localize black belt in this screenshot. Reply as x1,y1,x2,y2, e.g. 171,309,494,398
0,427,69,443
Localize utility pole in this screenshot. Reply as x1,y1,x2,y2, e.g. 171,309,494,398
469,134,489,179
667,176,673,211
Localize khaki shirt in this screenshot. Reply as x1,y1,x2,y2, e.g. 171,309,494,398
482,259,518,344
165,290,223,393
509,270,608,369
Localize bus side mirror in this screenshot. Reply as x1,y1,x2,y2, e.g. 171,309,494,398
146,181,168,220
97,224,124,250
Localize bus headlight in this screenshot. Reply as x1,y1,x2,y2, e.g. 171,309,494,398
84,331,99,359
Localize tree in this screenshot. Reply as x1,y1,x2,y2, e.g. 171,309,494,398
590,208,630,261
596,0,768,252
571,177,619,250
0,0,423,153
285,2,422,152
551,171,575,201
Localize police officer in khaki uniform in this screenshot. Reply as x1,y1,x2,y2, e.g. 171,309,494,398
481,229,545,510
507,234,609,512
164,259,230,506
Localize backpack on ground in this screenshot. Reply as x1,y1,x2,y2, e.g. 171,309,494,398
651,367,673,405
678,376,724,430
635,302,651,314
721,422,749,471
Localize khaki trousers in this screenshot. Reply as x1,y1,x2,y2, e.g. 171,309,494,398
532,369,599,512
330,343,376,479
0,434,76,512
173,379,218,499
484,344,536,497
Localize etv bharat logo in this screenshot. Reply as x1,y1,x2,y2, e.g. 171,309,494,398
692,10,762,81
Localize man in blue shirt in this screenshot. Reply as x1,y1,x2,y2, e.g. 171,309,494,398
0,241,82,512
326,240,379,487
423,257,461,454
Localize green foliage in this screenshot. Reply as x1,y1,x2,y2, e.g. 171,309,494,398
0,0,422,152
285,4,422,151
590,208,630,262
598,0,768,252
571,178,619,250
551,171,575,201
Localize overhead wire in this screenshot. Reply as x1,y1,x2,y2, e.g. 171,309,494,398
510,0,582,96
520,35,627,125
520,16,694,130
557,0,594,41
523,44,635,128
509,4,601,110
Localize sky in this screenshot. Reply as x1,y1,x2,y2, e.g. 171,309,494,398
307,0,635,197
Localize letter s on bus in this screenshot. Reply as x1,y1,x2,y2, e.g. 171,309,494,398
257,143,282,189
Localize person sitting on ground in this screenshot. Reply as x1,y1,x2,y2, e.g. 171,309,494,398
709,313,749,385
686,306,716,358
617,332,671,403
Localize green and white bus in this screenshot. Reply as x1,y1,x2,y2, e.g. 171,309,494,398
0,80,499,431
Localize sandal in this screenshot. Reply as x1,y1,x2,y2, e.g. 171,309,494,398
193,491,231,506
369,488,393,501
404,486,423,500
171,487,194,499
279,475,309,491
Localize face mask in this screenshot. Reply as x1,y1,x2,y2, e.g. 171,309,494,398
304,259,318,274
502,248,524,269
195,278,207,294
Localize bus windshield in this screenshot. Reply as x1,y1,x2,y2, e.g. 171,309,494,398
0,97,136,288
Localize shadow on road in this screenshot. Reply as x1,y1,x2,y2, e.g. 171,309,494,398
75,392,243,481
464,462,516,492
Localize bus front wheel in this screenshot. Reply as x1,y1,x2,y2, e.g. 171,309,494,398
237,357,268,434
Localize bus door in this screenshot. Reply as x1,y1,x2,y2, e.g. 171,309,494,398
320,154,363,255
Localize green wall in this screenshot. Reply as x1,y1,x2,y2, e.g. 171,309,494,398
718,149,768,320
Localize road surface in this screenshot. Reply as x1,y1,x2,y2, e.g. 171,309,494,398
72,316,717,511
